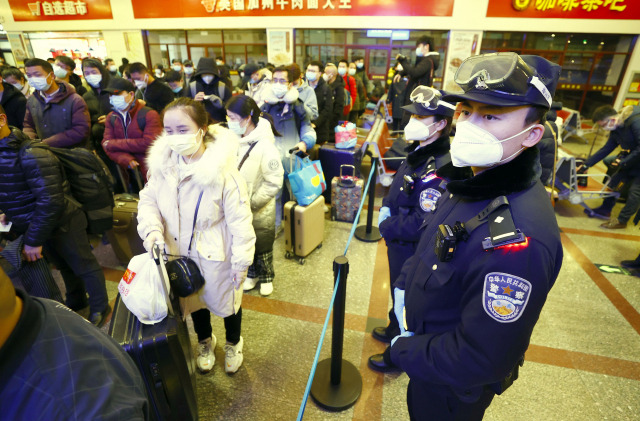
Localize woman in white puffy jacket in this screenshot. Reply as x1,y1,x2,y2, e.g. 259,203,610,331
226,95,284,296
137,97,255,375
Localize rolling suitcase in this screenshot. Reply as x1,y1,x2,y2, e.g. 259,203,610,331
331,165,364,223
109,244,198,421
319,143,361,204
283,195,324,265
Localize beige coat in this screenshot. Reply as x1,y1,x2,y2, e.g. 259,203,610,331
138,124,256,318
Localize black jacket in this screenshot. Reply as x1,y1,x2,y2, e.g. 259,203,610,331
68,73,87,97
135,78,174,114
1,82,27,130
309,77,333,144
82,70,112,151
186,58,232,123
327,76,346,142
399,52,440,127
0,128,78,246
586,106,640,177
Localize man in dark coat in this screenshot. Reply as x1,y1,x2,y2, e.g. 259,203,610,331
323,63,345,143
389,53,563,420
305,61,333,145
396,36,440,129
0,73,26,129
128,62,174,114
185,57,232,123
0,105,110,326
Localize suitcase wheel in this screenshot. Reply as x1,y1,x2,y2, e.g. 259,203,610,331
317,243,322,249
285,251,292,259
331,208,336,221
298,257,305,265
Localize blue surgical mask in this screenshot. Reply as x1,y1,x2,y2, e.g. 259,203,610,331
338,67,347,76
172,86,183,93
306,71,317,82
416,47,425,57
84,74,102,88
272,83,288,98
202,75,214,84
28,73,52,91
356,63,363,69
110,94,131,111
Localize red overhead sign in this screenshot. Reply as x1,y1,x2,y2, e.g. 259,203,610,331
9,0,113,21
131,0,454,18
487,0,640,19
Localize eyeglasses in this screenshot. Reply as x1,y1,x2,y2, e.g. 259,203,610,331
454,52,551,105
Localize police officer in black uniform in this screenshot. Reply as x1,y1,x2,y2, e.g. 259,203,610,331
369,86,470,372
389,53,564,420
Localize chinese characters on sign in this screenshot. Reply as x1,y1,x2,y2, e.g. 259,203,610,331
27,1,88,16
200,0,352,11
486,0,640,19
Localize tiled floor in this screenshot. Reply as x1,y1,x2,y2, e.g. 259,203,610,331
78,131,639,420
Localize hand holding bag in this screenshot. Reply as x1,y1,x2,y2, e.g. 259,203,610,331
118,253,168,324
288,155,327,206
165,191,206,297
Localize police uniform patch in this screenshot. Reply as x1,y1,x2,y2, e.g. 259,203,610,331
268,159,280,170
419,188,441,212
482,272,531,323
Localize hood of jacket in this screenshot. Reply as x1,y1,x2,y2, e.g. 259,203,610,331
263,85,299,104
194,57,219,79
146,123,239,188
31,81,76,105
240,117,275,146
0,82,23,106
620,105,640,123
1,127,32,150
295,78,310,93
419,51,440,71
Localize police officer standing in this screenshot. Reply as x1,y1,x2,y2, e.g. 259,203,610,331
369,86,469,372
389,53,564,420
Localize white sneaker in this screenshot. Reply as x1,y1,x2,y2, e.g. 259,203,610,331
197,335,216,373
260,282,273,296
243,277,259,291
224,336,244,374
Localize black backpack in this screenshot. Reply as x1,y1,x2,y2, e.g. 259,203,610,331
24,142,115,234
109,106,150,131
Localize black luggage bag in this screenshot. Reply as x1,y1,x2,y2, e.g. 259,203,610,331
109,244,198,421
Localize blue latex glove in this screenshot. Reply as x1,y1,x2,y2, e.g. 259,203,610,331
378,206,391,226
394,287,406,335
391,331,415,347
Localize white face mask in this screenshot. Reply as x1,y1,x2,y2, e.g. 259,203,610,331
356,63,364,69
322,73,329,82
404,118,437,141
451,121,533,168
216,60,223,66
172,65,182,72
338,67,347,76
53,65,68,79
85,74,102,88
416,47,425,57
348,69,356,76
396,64,403,72
167,129,203,156
28,73,52,91
155,69,163,78
602,117,619,131
184,67,194,75
110,94,131,111
228,119,248,136
11,82,24,91
108,65,117,72
202,75,214,84
134,76,147,90
272,83,288,98
306,71,317,82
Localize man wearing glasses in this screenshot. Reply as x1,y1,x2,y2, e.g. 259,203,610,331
388,53,564,420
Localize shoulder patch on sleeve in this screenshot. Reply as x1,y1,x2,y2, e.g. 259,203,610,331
419,188,441,212
482,272,531,323
268,159,280,171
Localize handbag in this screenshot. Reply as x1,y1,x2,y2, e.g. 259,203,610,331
118,253,168,324
335,121,357,149
165,191,206,297
287,155,326,206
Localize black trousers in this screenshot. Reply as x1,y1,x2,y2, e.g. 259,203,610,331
191,307,242,345
407,380,495,421
42,211,108,313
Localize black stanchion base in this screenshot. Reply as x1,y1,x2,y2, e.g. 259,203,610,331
310,359,363,411
354,225,382,242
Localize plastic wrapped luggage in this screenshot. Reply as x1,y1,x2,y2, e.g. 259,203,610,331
319,143,361,204
283,195,324,265
331,165,363,222
109,245,198,421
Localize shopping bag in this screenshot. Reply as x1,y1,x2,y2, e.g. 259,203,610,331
335,121,357,149
288,157,327,206
117,253,168,324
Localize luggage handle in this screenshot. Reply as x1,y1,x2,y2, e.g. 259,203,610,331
340,164,356,179
152,243,176,317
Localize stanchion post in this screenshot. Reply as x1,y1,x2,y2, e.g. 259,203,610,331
310,256,362,411
355,153,382,242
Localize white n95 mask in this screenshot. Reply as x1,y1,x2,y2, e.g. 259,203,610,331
85,74,102,88
167,129,203,156
404,118,437,142
450,121,533,167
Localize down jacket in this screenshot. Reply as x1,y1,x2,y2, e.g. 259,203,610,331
102,100,162,180
245,69,272,109
0,128,78,247
1,82,26,130
237,117,284,253
137,125,256,318
23,81,90,149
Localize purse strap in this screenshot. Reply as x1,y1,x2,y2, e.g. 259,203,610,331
238,141,258,171
188,191,204,254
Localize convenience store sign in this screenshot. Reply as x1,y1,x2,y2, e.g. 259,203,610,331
487,0,640,19
131,0,454,18
9,0,113,20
